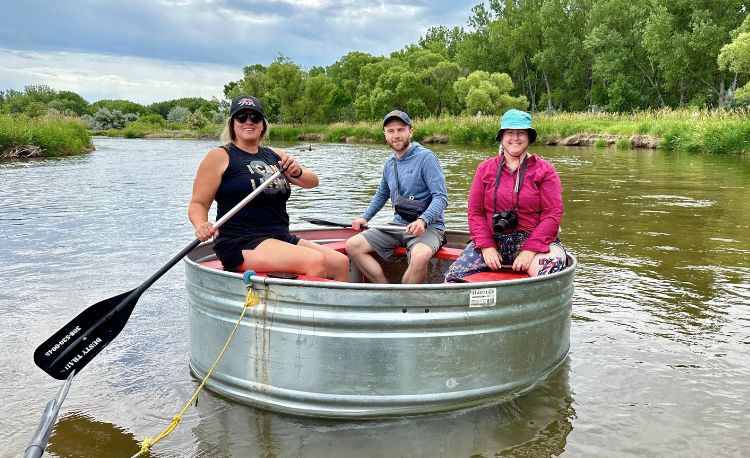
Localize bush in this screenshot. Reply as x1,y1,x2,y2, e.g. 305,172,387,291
84,108,138,129
187,111,209,130
167,106,191,124
615,139,631,149
137,113,166,127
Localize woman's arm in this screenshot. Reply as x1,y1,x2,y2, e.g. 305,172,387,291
468,159,496,249
272,147,319,189
522,163,563,253
189,148,228,241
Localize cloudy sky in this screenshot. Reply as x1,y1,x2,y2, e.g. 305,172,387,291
0,0,479,105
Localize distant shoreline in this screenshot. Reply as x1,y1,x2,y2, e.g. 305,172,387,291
3,110,749,158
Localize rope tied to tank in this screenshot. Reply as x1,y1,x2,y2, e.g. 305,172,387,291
130,270,262,458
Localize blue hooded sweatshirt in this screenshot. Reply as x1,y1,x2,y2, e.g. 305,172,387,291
362,142,448,230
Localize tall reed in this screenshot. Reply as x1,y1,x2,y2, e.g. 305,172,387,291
0,114,92,157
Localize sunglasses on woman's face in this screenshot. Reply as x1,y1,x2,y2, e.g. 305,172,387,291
234,111,263,124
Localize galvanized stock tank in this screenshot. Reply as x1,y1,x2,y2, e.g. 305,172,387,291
184,228,576,418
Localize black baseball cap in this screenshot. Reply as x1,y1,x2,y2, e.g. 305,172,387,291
229,95,265,118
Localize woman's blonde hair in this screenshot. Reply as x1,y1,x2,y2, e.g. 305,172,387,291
219,115,269,144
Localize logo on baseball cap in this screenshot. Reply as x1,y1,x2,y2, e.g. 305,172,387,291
230,95,265,118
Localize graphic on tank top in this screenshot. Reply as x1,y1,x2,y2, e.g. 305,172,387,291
247,160,290,194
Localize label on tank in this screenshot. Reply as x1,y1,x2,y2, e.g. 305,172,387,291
469,288,496,307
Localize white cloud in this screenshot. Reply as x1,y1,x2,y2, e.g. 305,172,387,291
0,1,477,103
0,48,239,104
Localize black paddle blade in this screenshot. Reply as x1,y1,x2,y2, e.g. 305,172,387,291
302,218,349,228
34,289,140,380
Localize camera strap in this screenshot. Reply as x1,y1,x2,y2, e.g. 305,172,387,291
493,154,528,215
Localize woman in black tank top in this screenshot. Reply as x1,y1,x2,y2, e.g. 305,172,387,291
188,95,349,281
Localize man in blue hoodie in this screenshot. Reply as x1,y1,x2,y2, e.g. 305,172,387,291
346,110,448,284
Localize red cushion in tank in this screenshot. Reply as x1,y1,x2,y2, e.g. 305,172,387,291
459,271,529,282
198,260,339,282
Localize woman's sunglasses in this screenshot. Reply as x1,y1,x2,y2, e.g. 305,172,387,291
234,111,263,124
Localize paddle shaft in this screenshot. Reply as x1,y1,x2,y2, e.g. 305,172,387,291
24,371,74,458
303,218,408,232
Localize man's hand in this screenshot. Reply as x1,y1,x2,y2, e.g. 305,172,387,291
351,217,369,230
406,218,427,235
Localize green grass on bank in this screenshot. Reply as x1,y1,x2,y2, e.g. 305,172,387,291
532,109,750,155
6,109,746,158
267,109,750,155
0,114,92,157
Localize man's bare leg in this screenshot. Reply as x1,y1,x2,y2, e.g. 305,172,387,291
401,243,434,284
345,233,388,283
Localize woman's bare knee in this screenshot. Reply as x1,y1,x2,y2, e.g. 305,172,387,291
301,251,327,277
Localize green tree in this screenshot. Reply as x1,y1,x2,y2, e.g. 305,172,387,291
455,3,504,73
302,74,336,123
326,52,382,121
643,0,747,107
719,32,750,102
226,64,269,102
427,61,461,115
585,0,662,110
265,56,305,123
54,91,90,115
532,0,591,112
454,70,527,115
149,97,219,119
394,71,434,118
418,25,466,59
91,99,150,116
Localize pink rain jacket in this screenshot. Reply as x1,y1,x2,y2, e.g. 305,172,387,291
468,154,563,253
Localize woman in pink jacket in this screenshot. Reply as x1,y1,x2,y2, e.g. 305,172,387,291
445,109,567,280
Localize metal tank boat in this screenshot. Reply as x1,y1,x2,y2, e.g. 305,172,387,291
183,227,576,419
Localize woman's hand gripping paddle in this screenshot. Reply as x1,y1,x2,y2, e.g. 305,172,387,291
34,168,287,380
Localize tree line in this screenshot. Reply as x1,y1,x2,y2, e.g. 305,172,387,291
2,0,749,128
226,0,750,123
0,85,227,130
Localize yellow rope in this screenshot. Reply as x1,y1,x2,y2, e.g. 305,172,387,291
130,284,262,457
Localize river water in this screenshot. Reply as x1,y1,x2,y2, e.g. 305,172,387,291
1,137,748,457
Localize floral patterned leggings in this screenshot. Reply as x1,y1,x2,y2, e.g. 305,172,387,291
444,231,567,281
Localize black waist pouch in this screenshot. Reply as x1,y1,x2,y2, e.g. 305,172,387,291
394,195,429,222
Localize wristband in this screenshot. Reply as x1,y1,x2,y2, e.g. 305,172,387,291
290,169,303,179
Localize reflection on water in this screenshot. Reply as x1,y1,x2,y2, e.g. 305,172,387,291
1,138,748,456
47,413,143,458
43,362,573,458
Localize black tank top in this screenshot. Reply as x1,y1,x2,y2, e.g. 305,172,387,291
215,144,291,239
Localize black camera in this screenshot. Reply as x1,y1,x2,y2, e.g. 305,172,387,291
492,209,518,233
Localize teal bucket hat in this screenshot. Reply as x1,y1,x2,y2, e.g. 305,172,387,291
495,109,537,143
